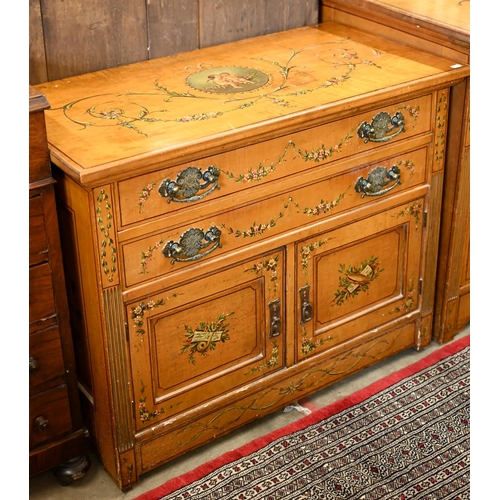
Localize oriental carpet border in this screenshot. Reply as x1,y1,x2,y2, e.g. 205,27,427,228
134,335,470,499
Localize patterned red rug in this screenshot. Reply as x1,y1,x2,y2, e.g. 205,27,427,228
135,335,470,500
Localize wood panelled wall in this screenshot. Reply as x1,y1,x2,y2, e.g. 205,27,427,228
29,0,319,85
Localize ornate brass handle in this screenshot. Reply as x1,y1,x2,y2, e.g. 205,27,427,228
299,285,313,324
162,226,222,264
357,111,405,143
29,356,40,373
158,165,220,203
354,165,401,198
268,299,281,338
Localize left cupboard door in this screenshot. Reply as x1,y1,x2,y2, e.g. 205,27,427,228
127,247,286,431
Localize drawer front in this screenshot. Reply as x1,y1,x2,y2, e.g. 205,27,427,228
29,194,49,268
296,195,426,361
121,145,429,288
129,248,285,430
29,386,72,449
29,325,65,391
29,213,49,267
116,94,432,228
29,263,57,333
29,109,51,184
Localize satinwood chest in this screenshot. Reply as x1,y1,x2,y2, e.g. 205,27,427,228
35,22,469,490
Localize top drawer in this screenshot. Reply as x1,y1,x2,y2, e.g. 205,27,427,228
116,94,431,229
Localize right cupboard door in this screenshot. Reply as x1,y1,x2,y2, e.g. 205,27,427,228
296,195,426,362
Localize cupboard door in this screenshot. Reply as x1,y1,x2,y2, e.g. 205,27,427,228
296,196,426,361
128,248,285,430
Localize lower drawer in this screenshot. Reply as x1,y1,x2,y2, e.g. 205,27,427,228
29,324,65,392
29,262,57,333
29,385,72,449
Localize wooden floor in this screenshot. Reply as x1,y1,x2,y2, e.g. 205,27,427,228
29,325,470,500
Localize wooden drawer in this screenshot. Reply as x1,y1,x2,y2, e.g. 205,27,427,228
116,94,432,229
128,247,286,430
29,263,57,333
121,143,430,288
29,194,49,267
29,386,72,449
296,195,426,362
29,324,65,392
29,107,51,184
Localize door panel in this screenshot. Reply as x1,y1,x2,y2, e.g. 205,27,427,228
128,248,285,430
296,196,425,361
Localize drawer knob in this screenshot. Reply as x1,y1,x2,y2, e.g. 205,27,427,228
29,356,40,373
35,416,49,429
158,165,220,204
354,165,401,198
357,111,405,143
162,226,222,264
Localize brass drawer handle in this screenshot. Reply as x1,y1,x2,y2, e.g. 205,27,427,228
158,165,220,204
354,165,401,198
29,356,40,373
162,226,222,264
357,111,405,143
35,416,49,429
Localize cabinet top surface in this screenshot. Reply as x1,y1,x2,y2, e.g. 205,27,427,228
324,0,470,40
35,22,468,186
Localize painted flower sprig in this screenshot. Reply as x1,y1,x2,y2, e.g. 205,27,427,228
131,299,165,345
300,239,331,274
245,256,280,293
138,381,165,423
140,239,164,274
388,280,415,314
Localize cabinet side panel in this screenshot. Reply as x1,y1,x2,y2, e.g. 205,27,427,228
433,80,469,343
53,168,119,482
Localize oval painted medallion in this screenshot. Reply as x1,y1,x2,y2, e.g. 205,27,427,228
186,66,271,94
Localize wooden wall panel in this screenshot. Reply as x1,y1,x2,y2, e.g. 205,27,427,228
39,0,149,81
199,0,287,47
29,0,319,86
29,0,48,85
286,0,319,30
148,0,199,59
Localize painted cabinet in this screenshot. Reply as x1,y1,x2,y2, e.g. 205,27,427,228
35,22,469,489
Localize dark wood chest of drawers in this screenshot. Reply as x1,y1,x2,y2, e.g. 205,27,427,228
320,0,470,344
34,23,469,490
29,87,90,482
